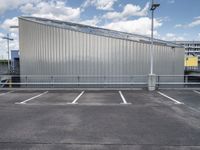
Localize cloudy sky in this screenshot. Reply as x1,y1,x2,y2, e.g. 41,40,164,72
0,0,200,59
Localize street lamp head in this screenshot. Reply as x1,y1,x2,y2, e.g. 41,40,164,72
150,3,160,10
2,36,14,41
10,25,19,29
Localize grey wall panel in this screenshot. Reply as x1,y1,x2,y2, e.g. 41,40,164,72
19,18,185,85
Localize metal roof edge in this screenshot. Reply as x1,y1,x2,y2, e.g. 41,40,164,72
19,16,183,48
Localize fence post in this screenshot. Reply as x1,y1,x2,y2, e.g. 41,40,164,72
104,76,106,88
51,76,54,88
131,76,134,88
78,76,80,88
157,76,160,88
185,75,188,88
26,76,28,88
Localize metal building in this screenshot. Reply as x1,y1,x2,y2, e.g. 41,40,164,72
19,16,185,87
175,41,200,71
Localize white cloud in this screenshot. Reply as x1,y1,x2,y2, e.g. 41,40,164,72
0,0,42,14
103,17,162,36
194,16,200,20
79,16,100,26
103,2,149,20
162,33,185,41
19,3,35,14
82,0,117,11
168,0,175,4
175,16,200,28
174,24,183,28
1,17,18,32
188,18,200,28
197,33,200,40
20,1,81,21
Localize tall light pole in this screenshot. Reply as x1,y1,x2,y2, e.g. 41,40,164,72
150,0,160,75
2,33,14,73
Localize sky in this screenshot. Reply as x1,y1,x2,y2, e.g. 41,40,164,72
0,0,200,59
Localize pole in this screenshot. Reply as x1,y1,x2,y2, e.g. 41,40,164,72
150,0,154,75
148,0,160,91
7,33,10,73
2,33,14,74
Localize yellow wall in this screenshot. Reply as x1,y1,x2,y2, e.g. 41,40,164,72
185,56,198,67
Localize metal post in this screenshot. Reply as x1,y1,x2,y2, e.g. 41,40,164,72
7,34,10,73
150,0,154,75
26,76,28,88
51,76,54,88
148,0,160,91
2,33,14,74
78,76,80,88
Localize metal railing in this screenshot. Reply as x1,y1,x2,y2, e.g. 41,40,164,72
156,75,200,88
0,74,199,89
0,75,148,88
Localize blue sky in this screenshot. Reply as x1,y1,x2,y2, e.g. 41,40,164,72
0,0,200,59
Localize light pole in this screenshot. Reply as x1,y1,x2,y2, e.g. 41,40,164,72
2,33,14,73
150,0,160,75
148,0,160,91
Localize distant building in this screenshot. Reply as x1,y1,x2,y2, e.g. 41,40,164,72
175,41,200,71
11,50,20,74
0,60,8,74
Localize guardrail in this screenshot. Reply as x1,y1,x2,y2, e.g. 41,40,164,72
0,75,148,88
156,75,200,88
0,75,199,89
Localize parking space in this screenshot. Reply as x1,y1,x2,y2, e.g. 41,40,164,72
24,91,82,105
0,91,43,104
77,91,124,105
0,90,13,96
0,89,200,149
123,90,175,106
159,90,200,110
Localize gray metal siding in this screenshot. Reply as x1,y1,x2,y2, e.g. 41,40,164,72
19,18,184,84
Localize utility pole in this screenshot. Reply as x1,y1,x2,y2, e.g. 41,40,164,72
2,33,14,73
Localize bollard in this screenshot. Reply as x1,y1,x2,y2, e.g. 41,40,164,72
148,74,156,91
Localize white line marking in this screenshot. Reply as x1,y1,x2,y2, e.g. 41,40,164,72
188,106,200,113
157,91,184,105
119,91,131,104
194,90,200,95
16,91,48,104
0,91,13,96
71,91,84,104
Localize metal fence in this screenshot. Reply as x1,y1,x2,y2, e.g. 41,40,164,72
0,74,200,89
156,75,200,88
0,75,148,88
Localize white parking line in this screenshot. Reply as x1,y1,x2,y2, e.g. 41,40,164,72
0,91,13,96
194,90,200,95
16,91,48,104
119,91,131,104
157,91,184,105
70,91,84,104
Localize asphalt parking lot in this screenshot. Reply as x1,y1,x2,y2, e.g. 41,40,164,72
0,89,200,150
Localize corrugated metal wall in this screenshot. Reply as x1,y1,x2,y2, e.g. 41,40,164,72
19,18,185,85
